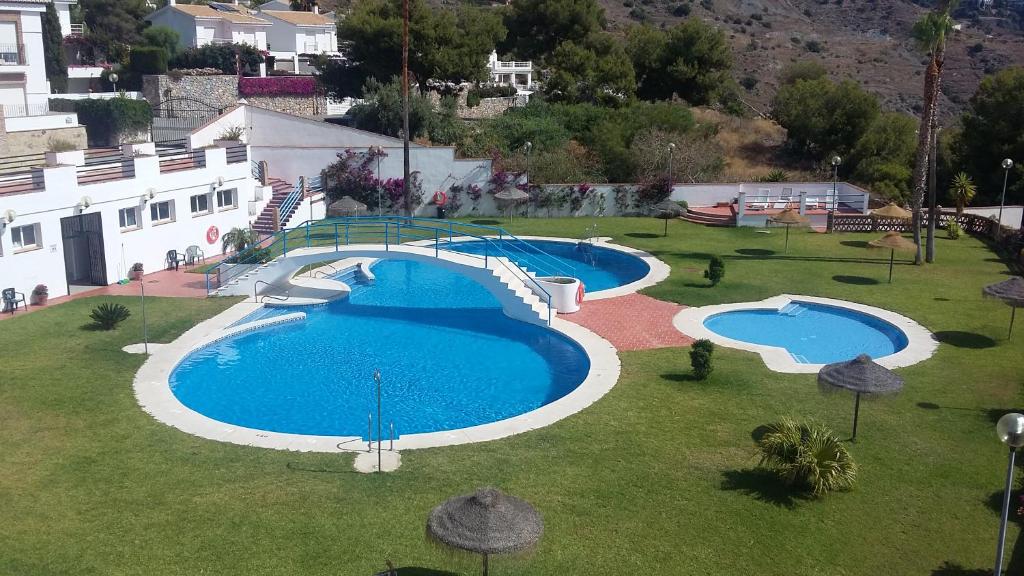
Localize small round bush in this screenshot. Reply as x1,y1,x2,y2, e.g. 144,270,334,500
704,256,725,285
689,339,715,380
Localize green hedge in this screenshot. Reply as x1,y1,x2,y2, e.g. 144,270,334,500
129,47,169,76
169,43,264,75
49,97,152,146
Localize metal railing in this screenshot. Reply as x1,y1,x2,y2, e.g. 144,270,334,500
251,159,264,182
205,217,573,325
2,103,53,118
277,177,305,228
158,149,207,173
225,145,248,164
76,160,135,185
0,44,23,65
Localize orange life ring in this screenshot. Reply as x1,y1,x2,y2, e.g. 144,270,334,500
206,226,220,245
576,282,585,305
433,191,448,206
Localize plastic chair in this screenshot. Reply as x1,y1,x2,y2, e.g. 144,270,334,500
166,249,186,271
185,245,206,266
2,288,27,314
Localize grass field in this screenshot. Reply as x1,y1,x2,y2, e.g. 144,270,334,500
1,217,1020,575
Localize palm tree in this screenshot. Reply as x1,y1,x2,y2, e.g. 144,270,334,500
221,227,258,255
949,172,977,217
909,1,958,264
757,418,857,496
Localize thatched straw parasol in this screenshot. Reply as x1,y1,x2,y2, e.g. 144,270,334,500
983,276,1024,338
770,208,809,252
871,203,912,220
493,188,530,224
427,487,543,575
818,354,904,441
868,232,917,283
653,200,684,237
327,195,368,217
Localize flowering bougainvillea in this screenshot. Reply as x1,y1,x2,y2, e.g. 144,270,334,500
239,75,316,96
565,183,594,214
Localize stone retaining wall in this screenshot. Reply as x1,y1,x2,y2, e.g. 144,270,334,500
143,74,326,117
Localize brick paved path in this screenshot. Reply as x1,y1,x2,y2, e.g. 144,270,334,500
564,293,693,351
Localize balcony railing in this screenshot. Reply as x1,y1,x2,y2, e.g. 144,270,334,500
2,103,54,118
0,44,23,66
493,61,532,70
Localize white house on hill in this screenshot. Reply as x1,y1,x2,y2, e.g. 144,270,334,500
261,9,339,73
146,1,271,51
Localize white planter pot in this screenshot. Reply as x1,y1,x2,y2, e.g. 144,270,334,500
535,276,582,314
121,142,156,157
44,149,85,167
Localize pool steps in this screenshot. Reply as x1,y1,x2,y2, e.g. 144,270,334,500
211,246,551,326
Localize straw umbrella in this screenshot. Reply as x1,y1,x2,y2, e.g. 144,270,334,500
327,195,367,217
769,208,809,252
653,200,683,237
983,276,1024,338
868,232,917,283
871,203,913,220
818,354,904,441
494,188,530,224
427,487,543,576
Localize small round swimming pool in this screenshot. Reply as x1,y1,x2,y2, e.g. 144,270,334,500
447,239,650,293
703,301,908,364
169,259,591,438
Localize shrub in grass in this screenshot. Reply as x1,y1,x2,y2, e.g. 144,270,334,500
704,256,725,285
690,339,715,379
757,418,857,496
947,221,962,240
90,303,131,330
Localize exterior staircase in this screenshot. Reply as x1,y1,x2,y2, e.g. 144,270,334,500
682,206,737,227
252,177,299,235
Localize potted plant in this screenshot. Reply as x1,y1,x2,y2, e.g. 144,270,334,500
129,262,144,281
120,137,156,158
214,125,246,148
30,284,48,306
44,138,85,167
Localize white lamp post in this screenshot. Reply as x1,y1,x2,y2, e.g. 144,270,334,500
524,141,532,184
668,142,676,187
831,155,842,212
109,72,118,93
998,158,1014,227
994,412,1024,575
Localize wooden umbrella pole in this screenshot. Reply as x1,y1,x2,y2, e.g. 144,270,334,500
888,250,895,283
785,224,790,252
1011,306,1016,339
852,392,861,442
483,552,489,576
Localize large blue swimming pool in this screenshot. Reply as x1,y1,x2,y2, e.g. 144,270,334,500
169,259,590,437
703,302,908,364
447,239,650,293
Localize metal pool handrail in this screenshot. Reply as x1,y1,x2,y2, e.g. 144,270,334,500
204,217,555,325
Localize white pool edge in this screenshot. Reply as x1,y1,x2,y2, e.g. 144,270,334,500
671,294,938,374
133,299,620,452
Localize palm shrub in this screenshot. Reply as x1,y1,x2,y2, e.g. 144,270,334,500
221,227,258,255
90,303,131,330
690,339,715,379
948,172,976,217
947,220,962,240
704,256,725,285
757,418,857,496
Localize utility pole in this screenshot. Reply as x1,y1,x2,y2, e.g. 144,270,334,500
401,0,411,216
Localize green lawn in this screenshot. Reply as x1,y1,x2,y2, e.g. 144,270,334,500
1,217,1021,575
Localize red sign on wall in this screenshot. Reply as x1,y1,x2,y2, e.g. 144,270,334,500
206,226,220,245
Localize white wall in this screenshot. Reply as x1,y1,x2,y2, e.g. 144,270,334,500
0,147,257,299
189,105,246,149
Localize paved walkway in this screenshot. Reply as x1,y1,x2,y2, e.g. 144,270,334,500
565,293,693,351
0,267,212,322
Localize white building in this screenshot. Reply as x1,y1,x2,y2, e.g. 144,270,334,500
0,141,259,299
487,51,533,90
261,9,339,74
0,0,55,117
146,1,271,52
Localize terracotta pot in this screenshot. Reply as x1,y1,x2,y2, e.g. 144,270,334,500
129,270,144,281
30,294,47,306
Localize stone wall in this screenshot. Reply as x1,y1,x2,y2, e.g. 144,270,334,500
425,90,527,120
143,74,326,118
3,126,87,155
143,74,239,112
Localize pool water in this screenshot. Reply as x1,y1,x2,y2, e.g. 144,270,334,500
170,259,590,437
447,239,649,293
703,302,908,364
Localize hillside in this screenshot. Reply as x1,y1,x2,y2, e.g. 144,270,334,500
599,0,1024,120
